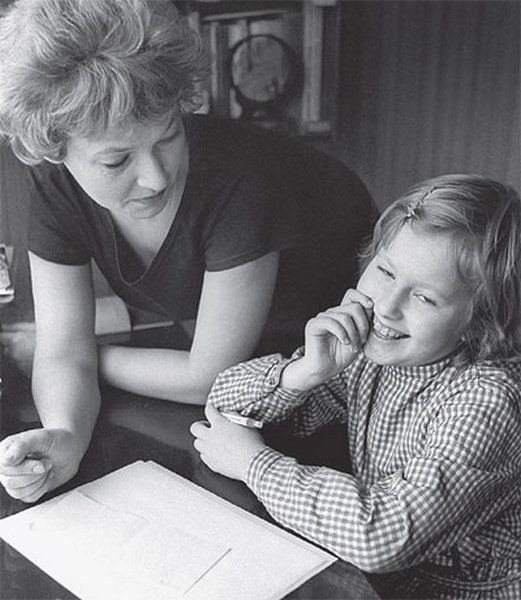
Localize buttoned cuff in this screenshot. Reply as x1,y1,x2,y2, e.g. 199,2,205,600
263,347,307,402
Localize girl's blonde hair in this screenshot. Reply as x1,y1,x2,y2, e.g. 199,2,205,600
0,0,206,164
360,174,521,362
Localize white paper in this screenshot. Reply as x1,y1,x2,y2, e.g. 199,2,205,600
28,491,229,593
0,461,336,600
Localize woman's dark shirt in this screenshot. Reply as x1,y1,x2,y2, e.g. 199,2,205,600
27,115,377,352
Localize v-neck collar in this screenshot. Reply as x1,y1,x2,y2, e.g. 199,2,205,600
101,121,195,286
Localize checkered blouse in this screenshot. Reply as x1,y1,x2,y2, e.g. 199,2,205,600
208,349,521,598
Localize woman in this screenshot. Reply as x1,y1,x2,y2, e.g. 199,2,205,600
0,0,376,502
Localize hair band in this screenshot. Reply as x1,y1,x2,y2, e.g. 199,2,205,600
405,186,436,219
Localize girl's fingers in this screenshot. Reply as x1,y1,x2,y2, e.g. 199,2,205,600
331,303,371,342
342,288,373,306
321,303,371,346
329,313,360,348
189,420,210,438
342,289,374,314
308,314,359,348
204,403,223,424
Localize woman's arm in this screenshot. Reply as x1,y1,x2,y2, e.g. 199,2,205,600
98,252,279,404
0,253,100,502
30,253,100,447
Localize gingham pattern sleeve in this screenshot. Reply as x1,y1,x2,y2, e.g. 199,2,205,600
247,376,521,574
208,348,352,436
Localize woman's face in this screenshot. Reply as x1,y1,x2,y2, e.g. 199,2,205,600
62,111,187,220
357,224,472,366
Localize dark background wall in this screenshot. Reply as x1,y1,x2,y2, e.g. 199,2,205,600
333,0,520,208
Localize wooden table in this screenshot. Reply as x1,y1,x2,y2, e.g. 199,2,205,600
0,326,381,600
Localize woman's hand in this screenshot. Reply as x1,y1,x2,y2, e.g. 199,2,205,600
282,289,373,391
0,428,84,503
190,404,266,482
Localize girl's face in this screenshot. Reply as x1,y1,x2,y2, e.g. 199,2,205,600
357,223,472,367
62,111,187,220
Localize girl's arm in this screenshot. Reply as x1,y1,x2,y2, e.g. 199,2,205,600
208,290,374,435
207,349,355,437
195,299,521,572
245,383,521,574
98,252,279,405
0,253,100,502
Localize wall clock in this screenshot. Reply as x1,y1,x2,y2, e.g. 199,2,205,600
227,34,302,124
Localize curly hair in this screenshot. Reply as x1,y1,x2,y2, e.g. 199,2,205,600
359,174,521,362
0,0,206,164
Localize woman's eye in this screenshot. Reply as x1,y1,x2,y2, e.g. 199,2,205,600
157,130,179,148
103,156,128,169
157,131,178,147
377,265,394,279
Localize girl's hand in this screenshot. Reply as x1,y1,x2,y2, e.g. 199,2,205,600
282,289,373,390
190,404,266,482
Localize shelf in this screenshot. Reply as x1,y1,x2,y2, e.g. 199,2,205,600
178,0,341,139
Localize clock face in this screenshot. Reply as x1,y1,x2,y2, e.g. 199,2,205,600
230,34,297,105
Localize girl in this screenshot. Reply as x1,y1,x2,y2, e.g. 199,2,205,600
191,174,521,599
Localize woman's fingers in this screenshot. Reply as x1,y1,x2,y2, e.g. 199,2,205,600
2,470,48,492
0,458,50,480
4,471,50,502
0,430,52,466
12,473,50,503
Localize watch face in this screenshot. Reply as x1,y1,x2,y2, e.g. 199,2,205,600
230,35,297,105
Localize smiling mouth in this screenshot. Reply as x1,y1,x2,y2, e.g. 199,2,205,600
372,317,409,340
